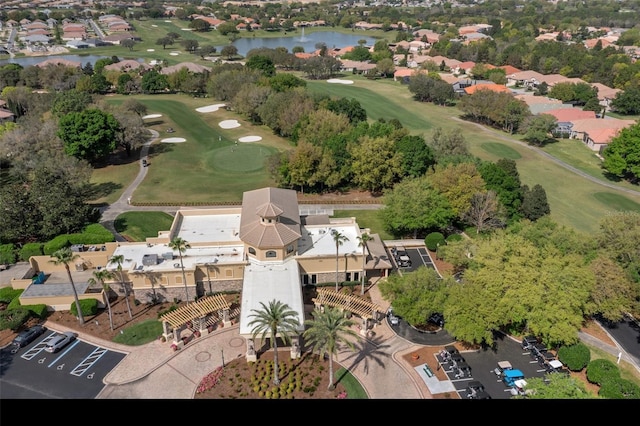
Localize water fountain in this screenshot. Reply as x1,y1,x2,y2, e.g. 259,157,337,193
298,26,308,42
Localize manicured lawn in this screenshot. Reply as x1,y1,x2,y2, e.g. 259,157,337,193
480,142,522,160
114,211,175,242
306,76,640,234
100,94,292,204
96,77,640,234
333,209,392,241
541,138,640,193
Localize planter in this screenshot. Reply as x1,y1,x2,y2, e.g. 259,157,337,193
411,353,419,360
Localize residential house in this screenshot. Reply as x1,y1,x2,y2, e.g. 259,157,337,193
569,117,635,152
160,62,212,75
507,70,546,88
340,59,377,75
463,83,512,95
104,59,153,73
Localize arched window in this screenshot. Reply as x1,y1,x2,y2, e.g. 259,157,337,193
266,250,277,258
248,247,256,255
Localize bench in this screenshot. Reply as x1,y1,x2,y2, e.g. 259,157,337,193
423,364,434,378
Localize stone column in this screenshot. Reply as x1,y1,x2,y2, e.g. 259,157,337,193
290,335,301,359
246,338,257,362
222,308,231,327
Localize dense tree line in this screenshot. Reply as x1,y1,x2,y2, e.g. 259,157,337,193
381,213,640,348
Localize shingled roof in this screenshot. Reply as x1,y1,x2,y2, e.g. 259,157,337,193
239,187,302,249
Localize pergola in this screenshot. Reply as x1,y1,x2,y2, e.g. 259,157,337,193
160,294,231,347
312,287,384,335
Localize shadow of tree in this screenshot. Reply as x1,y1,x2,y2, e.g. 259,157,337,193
339,334,391,375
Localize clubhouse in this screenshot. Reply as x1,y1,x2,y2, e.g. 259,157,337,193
15,187,392,355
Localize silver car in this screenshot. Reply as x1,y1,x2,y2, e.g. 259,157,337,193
44,331,76,353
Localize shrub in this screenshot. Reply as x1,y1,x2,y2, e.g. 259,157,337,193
0,308,31,331
19,243,44,261
0,243,17,264
43,236,71,255
424,232,445,251
586,358,620,385
69,298,99,317
157,303,179,319
598,377,640,399
557,342,590,371
446,233,463,243
0,287,22,303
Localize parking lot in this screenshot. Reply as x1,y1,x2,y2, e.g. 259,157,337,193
0,329,126,398
388,244,435,273
436,332,555,399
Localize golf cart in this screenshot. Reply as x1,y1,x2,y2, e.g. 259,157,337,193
494,360,512,377
502,368,525,387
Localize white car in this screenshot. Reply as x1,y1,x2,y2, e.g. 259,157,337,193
44,331,76,353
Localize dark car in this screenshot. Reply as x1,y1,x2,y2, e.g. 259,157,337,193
12,324,47,347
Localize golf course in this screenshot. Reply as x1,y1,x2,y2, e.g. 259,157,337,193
94,74,640,235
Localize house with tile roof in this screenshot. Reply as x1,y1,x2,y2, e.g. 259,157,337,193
464,83,512,95
160,62,212,75
569,117,635,152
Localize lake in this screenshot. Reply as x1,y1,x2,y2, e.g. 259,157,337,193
221,31,379,57
0,32,379,67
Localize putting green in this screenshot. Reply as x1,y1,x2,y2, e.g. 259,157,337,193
480,142,522,160
209,143,275,173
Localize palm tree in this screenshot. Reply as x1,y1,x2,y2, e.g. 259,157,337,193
169,237,191,304
303,306,358,390
88,269,115,331
108,254,133,319
49,247,85,325
357,233,373,296
332,230,349,292
248,299,301,386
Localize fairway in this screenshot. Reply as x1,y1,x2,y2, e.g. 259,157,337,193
209,144,274,173
480,143,521,160
592,192,640,212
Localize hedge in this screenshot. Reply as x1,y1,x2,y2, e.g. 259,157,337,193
0,308,31,331
424,232,445,251
69,298,99,317
20,243,44,261
0,287,22,303
43,223,115,255
586,358,620,385
557,342,591,371
598,377,640,399
0,243,17,265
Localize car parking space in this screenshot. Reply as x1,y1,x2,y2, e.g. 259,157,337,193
427,332,553,399
388,244,436,273
1,330,126,398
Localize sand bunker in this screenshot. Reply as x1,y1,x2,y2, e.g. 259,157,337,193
238,136,262,143
151,25,158,28
164,20,171,23
327,79,354,85
169,52,179,56
161,137,187,143
147,48,155,52
196,104,226,113
219,120,241,129
142,114,162,119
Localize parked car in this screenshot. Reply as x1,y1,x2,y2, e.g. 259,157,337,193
44,331,76,353
502,369,525,387
12,324,47,348
466,381,491,399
